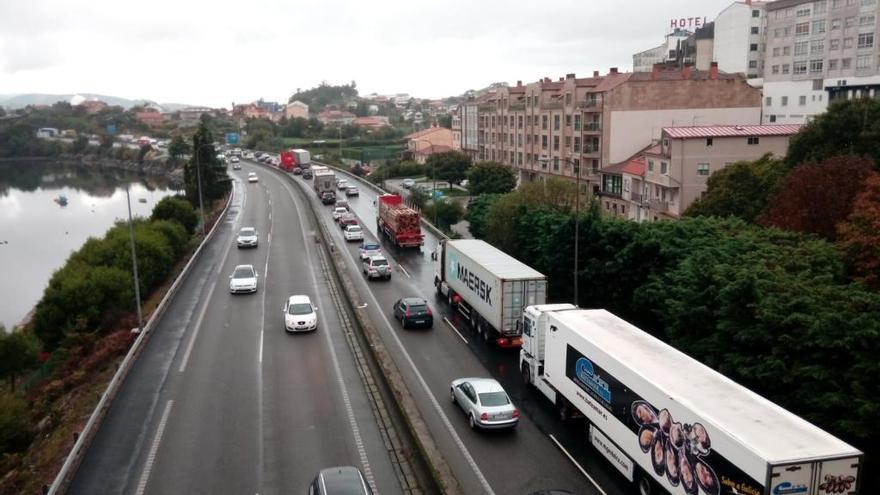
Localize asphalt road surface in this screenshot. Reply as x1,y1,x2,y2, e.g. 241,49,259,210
271,163,634,495
69,163,406,495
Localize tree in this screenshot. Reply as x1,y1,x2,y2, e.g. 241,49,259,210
137,144,151,163
185,121,230,205
837,172,880,289
0,394,33,454
758,155,874,240
426,151,472,186
684,155,787,222
422,199,465,230
465,193,501,239
466,161,517,195
73,135,89,154
151,196,198,234
408,187,429,210
0,329,39,392
786,98,880,168
168,135,190,163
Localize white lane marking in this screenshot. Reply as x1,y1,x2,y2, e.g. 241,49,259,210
398,264,412,279
135,400,174,495
549,434,607,495
259,203,272,365
444,317,468,344
280,176,376,492
178,277,218,373
356,303,368,309
259,330,264,363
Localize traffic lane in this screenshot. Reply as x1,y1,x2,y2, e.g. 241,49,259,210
313,199,598,495
258,165,403,494
332,168,633,495
144,172,268,494
67,178,245,495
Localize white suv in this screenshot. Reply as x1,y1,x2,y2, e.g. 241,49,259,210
363,255,392,280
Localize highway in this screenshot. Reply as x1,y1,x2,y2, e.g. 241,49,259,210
274,162,633,495
69,162,408,494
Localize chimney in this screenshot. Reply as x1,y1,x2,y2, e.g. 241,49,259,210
566,73,576,79
681,65,691,80
651,63,661,81
709,62,719,80
593,70,600,77
517,80,522,87
610,67,619,74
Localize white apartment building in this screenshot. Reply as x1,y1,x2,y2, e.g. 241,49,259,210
633,29,694,71
761,0,880,124
714,1,773,78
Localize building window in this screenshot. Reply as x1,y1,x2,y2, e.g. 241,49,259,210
553,157,559,171
782,96,789,106
772,65,780,74
553,135,559,151
542,115,548,130
769,114,777,122
753,9,761,17
842,58,852,69
749,60,758,68
845,16,855,28
793,61,808,74
794,41,808,56
751,27,760,34
810,59,824,73
751,43,759,51
815,0,827,13
860,15,875,26
844,37,854,49
813,79,823,91
660,162,668,174
856,54,872,69
647,160,654,172
697,163,710,176
831,18,841,31
565,136,571,149
812,19,826,34
773,47,781,56
748,137,760,145
553,115,560,130
518,116,523,128
864,0,877,5
766,96,773,106
832,0,841,7
830,39,840,50
774,28,783,38
799,95,807,105
574,137,581,152
829,58,839,69
574,114,581,130
797,8,811,17
565,115,571,128
796,22,810,36
811,39,825,54
857,33,874,49
783,46,791,56
541,135,548,149
565,93,572,105
706,137,714,147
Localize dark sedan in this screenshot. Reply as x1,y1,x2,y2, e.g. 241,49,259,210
392,297,433,329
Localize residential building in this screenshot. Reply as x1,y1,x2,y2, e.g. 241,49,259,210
405,126,454,164
633,28,695,71
600,124,802,220
681,22,717,70
233,103,271,120
136,110,166,127
714,1,771,78
352,116,390,129
285,101,309,119
317,109,357,125
176,107,212,127
478,65,762,195
78,99,108,114
761,0,880,124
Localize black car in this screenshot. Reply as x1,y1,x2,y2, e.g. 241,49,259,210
292,167,303,175
393,297,433,329
309,466,372,495
321,191,336,204
302,169,313,179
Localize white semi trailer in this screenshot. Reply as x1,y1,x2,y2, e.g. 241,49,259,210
520,305,862,495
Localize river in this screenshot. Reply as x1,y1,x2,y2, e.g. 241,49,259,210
0,161,182,330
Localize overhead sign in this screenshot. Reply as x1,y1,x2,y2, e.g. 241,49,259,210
225,132,240,145
670,16,707,30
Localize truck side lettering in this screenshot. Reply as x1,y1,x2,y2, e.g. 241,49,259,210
454,260,492,306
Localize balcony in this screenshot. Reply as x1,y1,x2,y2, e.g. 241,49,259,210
584,122,602,132
649,199,669,212
478,105,495,113
630,192,644,204
541,101,563,110
577,98,602,110
509,103,526,111
582,146,600,156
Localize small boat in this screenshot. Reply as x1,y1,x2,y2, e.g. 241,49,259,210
54,195,68,206
138,198,147,203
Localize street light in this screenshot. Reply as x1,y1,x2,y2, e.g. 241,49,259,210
540,155,583,307
124,183,144,333
411,138,438,226
192,141,217,235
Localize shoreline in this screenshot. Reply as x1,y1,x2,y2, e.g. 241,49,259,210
0,155,185,187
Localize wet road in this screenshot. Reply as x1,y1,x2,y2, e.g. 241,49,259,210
69,164,405,495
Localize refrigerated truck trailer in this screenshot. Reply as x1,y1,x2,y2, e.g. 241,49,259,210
312,166,335,197
519,305,862,495
433,239,546,347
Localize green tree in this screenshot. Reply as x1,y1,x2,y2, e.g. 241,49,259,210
786,97,880,168
185,122,229,205
0,394,33,454
426,151,472,186
151,195,198,234
408,187,429,210
72,135,89,154
137,144,151,163
0,329,39,392
466,161,517,195
168,135,190,163
422,199,465,230
465,193,501,239
684,155,787,222
99,133,114,155
837,172,880,289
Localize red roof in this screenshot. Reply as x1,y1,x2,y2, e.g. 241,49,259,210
405,127,447,139
622,156,646,177
663,124,803,139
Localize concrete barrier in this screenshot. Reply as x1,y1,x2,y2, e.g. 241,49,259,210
47,187,235,495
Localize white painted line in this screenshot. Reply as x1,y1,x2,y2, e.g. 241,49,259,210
259,330,264,363
178,276,218,373
444,317,468,344
398,264,412,279
549,434,607,495
135,400,174,495
356,303,368,309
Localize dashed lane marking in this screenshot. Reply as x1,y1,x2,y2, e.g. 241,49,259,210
444,317,468,344
135,400,174,495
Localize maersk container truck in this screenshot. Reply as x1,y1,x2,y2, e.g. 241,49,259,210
520,306,862,495
432,239,546,347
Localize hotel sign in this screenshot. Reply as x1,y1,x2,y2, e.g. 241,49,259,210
670,16,707,30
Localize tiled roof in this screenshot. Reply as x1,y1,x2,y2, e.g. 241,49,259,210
405,127,447,139
623,157,646,177
663,124,803,139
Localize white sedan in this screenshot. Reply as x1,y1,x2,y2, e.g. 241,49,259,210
248,172,258,183
343,225,364,242
283,295,318,332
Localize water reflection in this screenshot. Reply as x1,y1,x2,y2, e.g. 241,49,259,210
0,161,181,329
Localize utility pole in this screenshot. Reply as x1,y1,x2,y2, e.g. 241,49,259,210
125,183,144,332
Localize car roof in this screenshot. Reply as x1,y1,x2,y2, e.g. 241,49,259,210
360,243,380,249
287,294,312,305
318,466,368,494
239,227,255,232
461,377,505,394
346,224,361,230
401,297,427,306
368,255,387,261
235,264,255,270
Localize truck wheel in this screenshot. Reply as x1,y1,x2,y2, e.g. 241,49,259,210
637,471,654,495
479,323,490,343
435,279,442,296
557,398,571,421
521,363,532,386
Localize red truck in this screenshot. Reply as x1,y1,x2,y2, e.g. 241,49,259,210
377,194,424,248
279,149,311,172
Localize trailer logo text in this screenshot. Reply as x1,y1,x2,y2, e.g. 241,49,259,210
574,357,612,405
449,254,493,306
773,482,808,495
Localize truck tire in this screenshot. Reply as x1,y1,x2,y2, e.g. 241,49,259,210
447,291,455,308
636,471,654,495
557,398,571,421
521,363,532,386
479,322,490,343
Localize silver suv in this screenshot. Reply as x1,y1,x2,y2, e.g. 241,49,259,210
362,255,392,280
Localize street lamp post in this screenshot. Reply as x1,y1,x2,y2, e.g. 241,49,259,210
540,156,582,307
124,183,144,332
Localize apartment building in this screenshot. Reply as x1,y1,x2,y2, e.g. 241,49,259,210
405,126,454,164
633,28,695,71
762,0,880,124
600,124,802,220
714,1,772,78
284,100,309,119
477,65,762,195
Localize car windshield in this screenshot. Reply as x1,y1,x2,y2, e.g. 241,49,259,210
478,391,510,406
335,208,346,213
348,226,362,232
288,303,313,315
371,259,388,266
233,267,254,278
239,228,255,236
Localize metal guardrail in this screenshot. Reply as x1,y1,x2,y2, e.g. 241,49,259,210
47,187,235,495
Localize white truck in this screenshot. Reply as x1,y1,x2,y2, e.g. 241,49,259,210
311,165,336,201
520,305,862,495
432,239,546,347
292,148,311,168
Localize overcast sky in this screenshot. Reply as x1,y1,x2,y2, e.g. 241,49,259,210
0,0,735,108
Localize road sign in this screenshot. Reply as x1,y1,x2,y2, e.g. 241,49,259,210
433,190,444,199
106,124,117,135
225,132,240,145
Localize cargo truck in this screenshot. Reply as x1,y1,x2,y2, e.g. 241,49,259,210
279,149,310,172
519,306,863,495
312,166,336,199
432,239,546,347
376,194,423,248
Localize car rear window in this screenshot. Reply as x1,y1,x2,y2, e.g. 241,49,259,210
478,391,510,406
371,259,388,266
408,304,427,313
288,303,313,315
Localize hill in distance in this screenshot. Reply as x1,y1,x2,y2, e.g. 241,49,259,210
0,93,200,112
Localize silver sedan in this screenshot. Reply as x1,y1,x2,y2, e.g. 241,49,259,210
450,378,519,430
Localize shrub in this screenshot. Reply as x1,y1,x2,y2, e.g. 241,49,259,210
0,395,33,454
151,196,199,234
